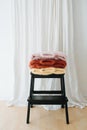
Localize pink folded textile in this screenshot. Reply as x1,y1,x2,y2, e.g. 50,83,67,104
31,52,66,61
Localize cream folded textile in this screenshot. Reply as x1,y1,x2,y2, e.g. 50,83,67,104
31,67,66,75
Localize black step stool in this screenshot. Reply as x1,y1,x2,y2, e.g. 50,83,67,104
26,73,69,124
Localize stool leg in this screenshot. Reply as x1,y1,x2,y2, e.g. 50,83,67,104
65,103,69,124
30,104,33,108
30,76,34,108
62,76,69,124
26,101,30,124
26,74,34,124
60,77,65,108
61,104,64,108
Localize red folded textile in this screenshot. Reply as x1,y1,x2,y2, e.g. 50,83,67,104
29,59,67,69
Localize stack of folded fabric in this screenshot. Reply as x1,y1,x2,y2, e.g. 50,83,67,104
29,52,67,75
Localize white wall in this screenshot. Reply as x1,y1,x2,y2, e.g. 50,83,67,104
73,0,87,97
0,0,14,99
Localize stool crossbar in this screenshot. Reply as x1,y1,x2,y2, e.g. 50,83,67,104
26,73,69,124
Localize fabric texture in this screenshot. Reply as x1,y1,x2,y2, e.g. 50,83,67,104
30,60,66,69
29,52,66,75
31,68,66,75
29,52,67,69
31,52,66,60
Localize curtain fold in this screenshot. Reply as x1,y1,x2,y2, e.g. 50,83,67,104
11,0,87,109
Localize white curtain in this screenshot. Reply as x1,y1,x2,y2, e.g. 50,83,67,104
10,0,87,109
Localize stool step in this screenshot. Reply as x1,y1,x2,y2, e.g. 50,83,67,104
28,96,68,105
33,90,63,94
32,73,64,78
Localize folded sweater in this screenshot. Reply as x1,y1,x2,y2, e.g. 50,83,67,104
29,52,67,70
29,59,67,69
31,52,66,61
31,67,66,75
